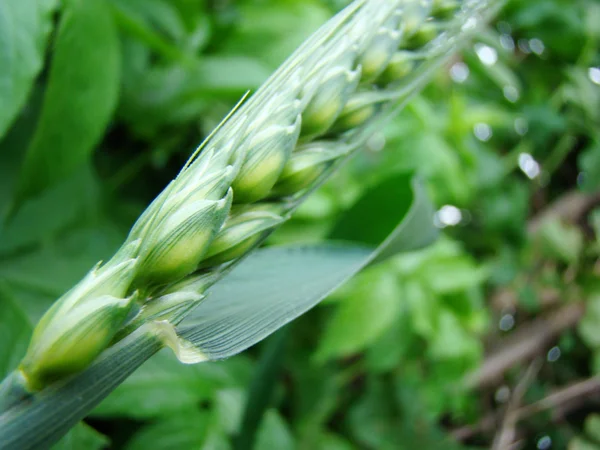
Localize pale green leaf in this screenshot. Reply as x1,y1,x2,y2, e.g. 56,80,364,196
17,0,120,201
215,388,246,435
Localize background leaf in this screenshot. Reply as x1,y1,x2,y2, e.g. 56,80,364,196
16,0,120,202
0,0,56,138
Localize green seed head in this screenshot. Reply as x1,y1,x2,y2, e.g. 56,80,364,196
301,67,361,139
201,204,285,267
273,142,348,196
128,156,234,243
358,11,403,82
403,0,433,37
432,0,459,18
16,245,140,391
403,22,438,50
378,51,416,85
332,92,380,133
20,295,134,391
135,190,233,285
232,115,302,203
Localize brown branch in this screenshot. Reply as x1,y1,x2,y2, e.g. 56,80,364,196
452,376,600,442
491,189,599,312
527,190,600,235
464,302,585,389
491,359,542,450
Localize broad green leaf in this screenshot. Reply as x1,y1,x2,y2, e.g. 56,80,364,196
315,268,402,361
570,438,600,450
579,294,600,348
0,224,124,298
17,0,120,202
253,410,295,450
111,0,188,43
192,57,272,95
329,172,437,258
314,433,357,450
51,423,108,450
119,57,269,138
0,83,45,214
578,143,600,193
420,257,488,294
537,219,584,264
0,0,56,138
0,166,100,255
202,430,232,450
428,309,481,360
219,0,330,68
365,314,415,373
592,209,600,247
346,375,469,450
380,132,471,205
404,280,437,337
125,409,210,450
586,415,600,444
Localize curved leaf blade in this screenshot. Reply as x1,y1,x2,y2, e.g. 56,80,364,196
179,244,372,359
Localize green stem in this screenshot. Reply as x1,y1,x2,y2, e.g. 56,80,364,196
543,134,576,176
233,329,289,450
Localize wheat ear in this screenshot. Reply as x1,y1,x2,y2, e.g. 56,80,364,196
16,0,495,391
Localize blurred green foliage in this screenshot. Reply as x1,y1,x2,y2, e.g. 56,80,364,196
0,0,599,448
